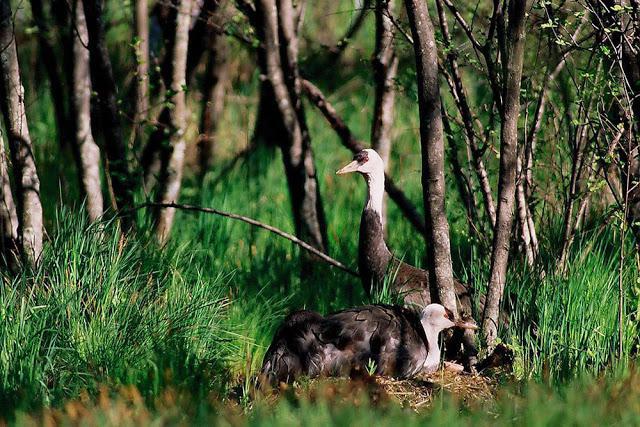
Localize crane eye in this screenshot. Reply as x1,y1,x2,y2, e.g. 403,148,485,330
353,151,369,163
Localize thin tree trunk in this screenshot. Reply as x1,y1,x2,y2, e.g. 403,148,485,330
371,0,398,229
143,0,215,189
72,0,104,222
436,0,497,228
154,0,192,243
0,134,18,264
252,0,329,255
82,0,136,230
29,0,71,151
557,124,591,272
516,154,534,266
619,1,640,250
405,0,457,313
442,110,479,235
482,0,529,347
197,15,229,178
133,0,150,150
0,1,44,266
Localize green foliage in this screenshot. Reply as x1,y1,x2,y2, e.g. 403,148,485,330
507,223,639,381
0,211,234,411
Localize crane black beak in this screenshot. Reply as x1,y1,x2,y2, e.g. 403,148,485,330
336,160,360,175
455,320,479,330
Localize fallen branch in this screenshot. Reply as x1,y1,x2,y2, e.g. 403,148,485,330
301,78,427,235
130,202,360,277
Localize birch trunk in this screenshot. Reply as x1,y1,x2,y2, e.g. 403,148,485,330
133,0,150,148
371,0,398,229
0,1,44,266
82,0,136,230
72,0,104,222
252,0,329,254
482,0,529,347
0,134,18,263
154,0,192,243
405,0,457,314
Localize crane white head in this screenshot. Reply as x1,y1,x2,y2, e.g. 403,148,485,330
420,304,478,334
419,304,477,374
336,149,385,176
337,149,387,218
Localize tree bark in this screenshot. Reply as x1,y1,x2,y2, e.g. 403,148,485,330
72,0,104,222
405,0,457,314
482,0,529,347
251,0,329,255
197,11,229,178
133,0,150,150
29,0,71,151
0,1,44,266
619,1,640,250
143,0,217,189
515,155,534,266
371,0,398,229
82,0,136,230
0,134,18,264
154,0,192,243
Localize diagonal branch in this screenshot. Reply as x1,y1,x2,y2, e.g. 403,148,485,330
131,202,359,277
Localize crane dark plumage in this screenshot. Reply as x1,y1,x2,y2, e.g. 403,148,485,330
260,303,476,385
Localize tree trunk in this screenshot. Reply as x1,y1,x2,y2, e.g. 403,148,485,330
29,0,71,151
82,0,136,230
252,0,329,255
371,0,398,229
0,134,18,265
252,0,288,149
133,0,150,150
482,0,529,347
515,155,534,266
619,2,640,250
0,0,44,266
197,14,229,178
72,0,104,222
405,0,457,313
143,0,215,189
154,0,192,243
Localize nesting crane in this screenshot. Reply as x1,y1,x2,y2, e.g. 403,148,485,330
261,303,477,384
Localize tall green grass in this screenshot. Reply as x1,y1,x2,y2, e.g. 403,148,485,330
0,211,234,412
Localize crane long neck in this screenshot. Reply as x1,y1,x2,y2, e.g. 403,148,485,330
364,170,385,226
422,325,442,373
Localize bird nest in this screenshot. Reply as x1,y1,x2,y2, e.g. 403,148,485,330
255,344,513,413
259,370,500,414
374,371,497,411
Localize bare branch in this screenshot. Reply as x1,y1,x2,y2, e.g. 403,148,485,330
131,202,359,277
